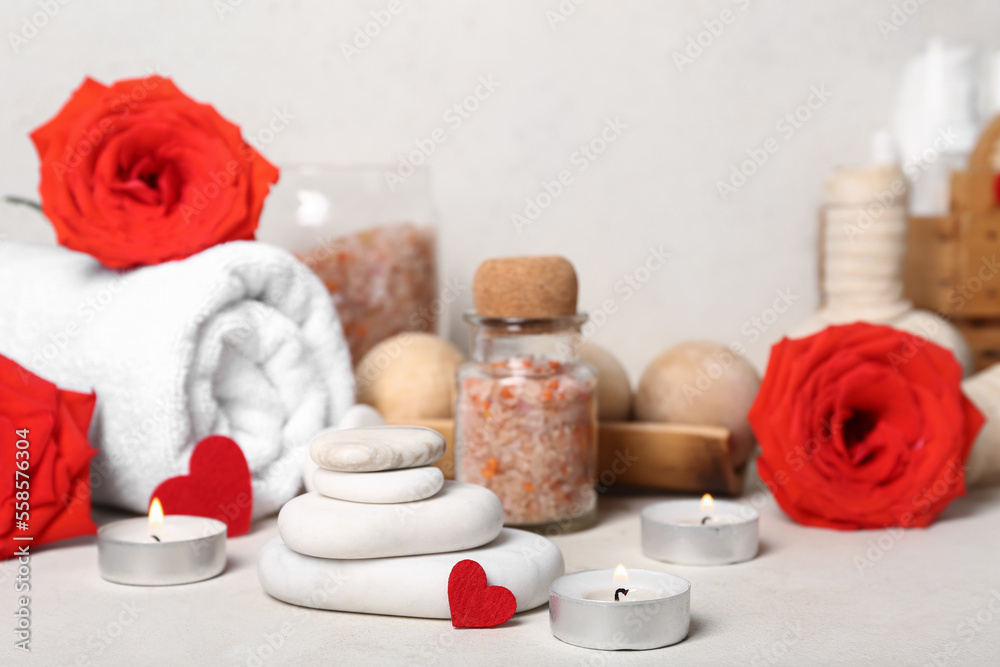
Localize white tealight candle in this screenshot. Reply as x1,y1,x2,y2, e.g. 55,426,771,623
672,515,737,526
583,588,659,602
97,498,227,586
582,563,660,602
550,565,690,651
641,494,759,566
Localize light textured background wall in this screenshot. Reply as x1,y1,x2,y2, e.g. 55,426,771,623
2,0,998,380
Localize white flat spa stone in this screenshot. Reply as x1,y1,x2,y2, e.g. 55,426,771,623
258,528,564,619
303,405,386,494
310,425,446,472
313,466,444,504
278,482,504,559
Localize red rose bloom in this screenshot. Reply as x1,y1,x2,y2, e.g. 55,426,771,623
0,355,97,559
749,323,983,530
30,76,279,269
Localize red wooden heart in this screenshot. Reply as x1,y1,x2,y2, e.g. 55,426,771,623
448,559,517,628
150,435,253,536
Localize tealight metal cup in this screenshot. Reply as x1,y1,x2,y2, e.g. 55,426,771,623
641,499,759,566
98,516,227,586
549,569,691,650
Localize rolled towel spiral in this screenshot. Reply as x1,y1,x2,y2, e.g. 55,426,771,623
0,240,354,518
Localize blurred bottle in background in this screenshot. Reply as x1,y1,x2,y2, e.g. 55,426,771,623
894,39,980,216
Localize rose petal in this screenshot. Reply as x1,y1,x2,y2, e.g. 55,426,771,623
30,76,279,269
749,323,982,530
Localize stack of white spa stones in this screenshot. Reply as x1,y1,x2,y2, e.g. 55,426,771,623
258,426,565,618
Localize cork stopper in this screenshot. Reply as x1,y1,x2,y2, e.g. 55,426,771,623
473,255,578,318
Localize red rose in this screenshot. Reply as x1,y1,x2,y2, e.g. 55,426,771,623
0,355,97,559
30,76,279,269
748,323,983,530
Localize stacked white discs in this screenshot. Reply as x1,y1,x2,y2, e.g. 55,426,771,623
821,165,911,321
789,164,973,374
259,422,564,619
312,466,444,504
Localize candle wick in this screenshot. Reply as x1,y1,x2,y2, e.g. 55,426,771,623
614,588,629,601
150,534,161,542
701,516,710,525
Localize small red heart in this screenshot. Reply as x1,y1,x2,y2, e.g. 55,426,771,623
448,559,517,628
150,435,253,536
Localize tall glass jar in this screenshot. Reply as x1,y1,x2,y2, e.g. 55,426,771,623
257,165,439,363
454,314,598,533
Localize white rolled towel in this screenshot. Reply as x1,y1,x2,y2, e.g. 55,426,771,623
0,240,354,518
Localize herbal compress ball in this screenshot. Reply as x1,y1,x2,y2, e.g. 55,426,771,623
355,333,465,419
580,342,632,421
635,341,761,466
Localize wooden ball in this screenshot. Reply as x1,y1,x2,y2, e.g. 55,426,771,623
635,341,761,466
580,342,632,421
473,255,578,318
355,333,465,420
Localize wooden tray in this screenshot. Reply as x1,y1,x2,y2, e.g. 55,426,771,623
388,418,744,496
957,320,1000,370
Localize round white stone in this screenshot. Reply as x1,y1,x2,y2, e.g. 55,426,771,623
258,528,564,619
303,405,386,494
313,466,444,504
310,426,445,472
278,482,503,559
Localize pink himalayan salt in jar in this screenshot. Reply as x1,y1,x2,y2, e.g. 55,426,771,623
454,314,597,533
298,223,437,362
255,165,439,365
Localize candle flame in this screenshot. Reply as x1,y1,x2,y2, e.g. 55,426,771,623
700,493,715,512
149,497,164,533
612,563,629,587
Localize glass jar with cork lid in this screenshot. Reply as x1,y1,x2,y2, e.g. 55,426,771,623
454,256,598,533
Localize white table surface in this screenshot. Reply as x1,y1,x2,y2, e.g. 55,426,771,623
4,485,1000,667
